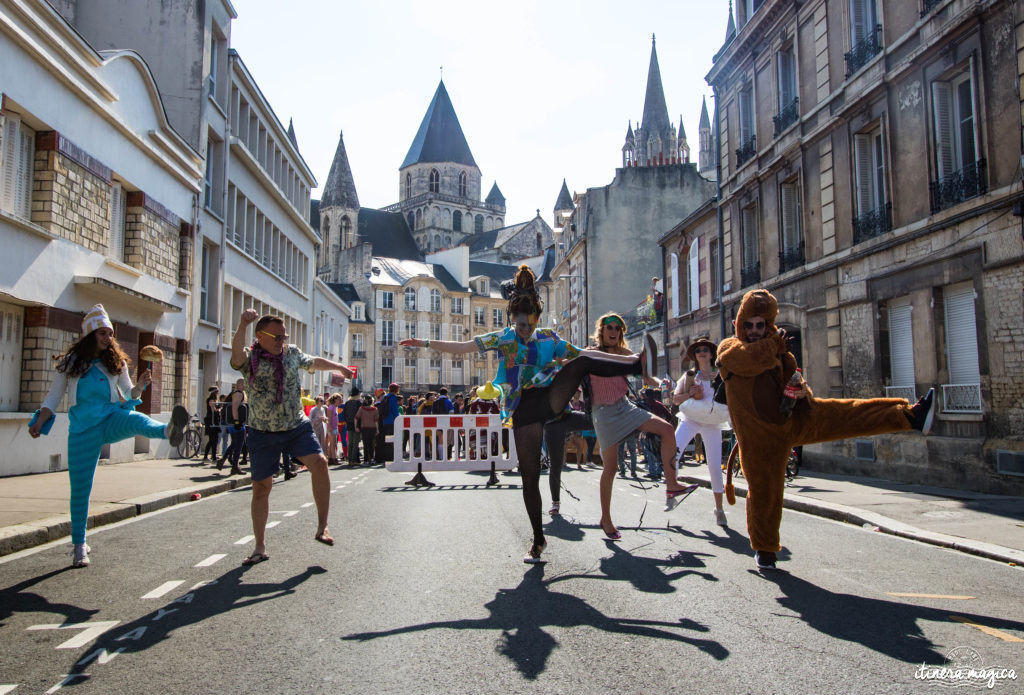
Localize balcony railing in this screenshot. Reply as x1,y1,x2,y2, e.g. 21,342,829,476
773,98,799,137
778,240,805,274
929,159,987,214
351,350,366,359
885,385,917,402
942,383,982,413
844,24,882,77
852,202,892,245
736,135,757,166
921,0,942,17
740,261,761,288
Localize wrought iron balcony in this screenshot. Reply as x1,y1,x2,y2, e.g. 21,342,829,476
929,159,987,214
852,202,892,245
920,0,942,17
778,240,805,274
736,135,756,166
740,261,761,288
844,25,882,77
773,98,799,137
351,350,366,359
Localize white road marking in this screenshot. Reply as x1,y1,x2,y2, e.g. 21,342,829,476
140,581,184,600
27,621,121,649
265,521,281,528
46,674,87,693
301,502,314,508
282,511,299,517
193,554,227,567
190,580,217,591
0,685,18,694
234,535,255,545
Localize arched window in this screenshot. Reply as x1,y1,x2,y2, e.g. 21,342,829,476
433,234,441,248
405,287,417,311
474,215,483,234
536,233,542,251
429,169,440,193
407,212,415,230
341,216,351,247
430,289,441,312
459,171,467,197
415,209,422,229
444,235,451,246
453,210,462,232
405,173,412,199
321,216,330,251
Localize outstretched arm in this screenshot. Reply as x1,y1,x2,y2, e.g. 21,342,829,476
399,338,477,354
311,358,353,377
231,309,258,369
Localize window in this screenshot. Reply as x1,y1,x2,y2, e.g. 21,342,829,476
429,168,440,193
492,309,504,327
475,215,484,234
353,303,364,321
931,63,984,213
475,367,485,385
779,179,804,273
846,0,881,76
381,320,394,347
404,357,417,386
774,47,798,136
710,239,721,302
453,210,462,233
352,333,365,357
431,322,442,341
378,290,394,310
669,252,680,318
381,357,394,385
451,324,463,342
108,182,126,262
200,244,212,321
1,116,34,219
886,299,916,401
853,125,891,243
204,141,215,210
741,204,760,287
474,307,486,326
340,216,352,247
452,360,464,385
459,171,467,197
942,284,982,413
404,287,417,311
403,321,417,341
737,82,756,165
405,173,412,199
451,297,464,314
429,358,441,384
687,240,699,313
430,289,442,313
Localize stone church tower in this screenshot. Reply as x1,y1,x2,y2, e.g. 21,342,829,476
388,80,506,253
317,131,360,282
621,36,688,168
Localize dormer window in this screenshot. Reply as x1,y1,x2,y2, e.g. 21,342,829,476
352,303,364,321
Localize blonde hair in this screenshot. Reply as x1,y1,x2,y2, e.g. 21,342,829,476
591,312,628,352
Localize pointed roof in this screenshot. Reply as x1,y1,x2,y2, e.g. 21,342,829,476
286,118,297,148
401,80,478,169
625,120,635,142
699,97,711,129
485,182,505,206
553,179,573,213
641,36,671,138
678,116,687,141
725,1,736,43
320,131,359,209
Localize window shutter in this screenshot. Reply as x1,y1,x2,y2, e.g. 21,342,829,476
932,81,954,180
944,285,980,384
669,253,679,318
1,115,19,212
442,359,451,385
375,318,382,343
777,51,793,107
780,182,799,251
418,320,427,339
967,55,980,163
688,240,699,312
888,301,915,388
15,124,34,218
417,357,427,384
850,0,867,43
854,134,875,215
109,183,125,261
742,206,758,267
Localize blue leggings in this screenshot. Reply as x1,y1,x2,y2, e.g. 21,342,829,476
67,409,167,543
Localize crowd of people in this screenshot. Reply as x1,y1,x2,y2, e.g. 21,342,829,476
30,270,937,571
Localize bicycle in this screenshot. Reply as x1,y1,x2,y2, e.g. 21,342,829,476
177,414,202,459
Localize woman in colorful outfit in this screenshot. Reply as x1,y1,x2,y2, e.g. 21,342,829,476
672,337,732,527
400,265,658,563
28,304,187,568
586,313,698,540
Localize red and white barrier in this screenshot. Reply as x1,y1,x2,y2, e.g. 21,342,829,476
386,414,517,472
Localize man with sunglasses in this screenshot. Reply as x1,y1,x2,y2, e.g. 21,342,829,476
231,309,353,565
717,289,935,571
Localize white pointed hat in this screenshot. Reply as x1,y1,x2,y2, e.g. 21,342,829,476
82,304,113,335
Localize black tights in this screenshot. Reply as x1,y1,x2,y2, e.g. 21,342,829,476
513,352,640,545
543,410,592,503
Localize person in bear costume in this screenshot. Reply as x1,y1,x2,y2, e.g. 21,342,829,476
717,289,935,570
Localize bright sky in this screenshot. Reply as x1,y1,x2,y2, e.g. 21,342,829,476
231,1,731,227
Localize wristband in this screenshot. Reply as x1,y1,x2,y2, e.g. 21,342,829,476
423,340,430,349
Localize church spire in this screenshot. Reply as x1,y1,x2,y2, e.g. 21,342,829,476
401,80,477,168
321,130,359,209
641,34,671,139
725,1,737,43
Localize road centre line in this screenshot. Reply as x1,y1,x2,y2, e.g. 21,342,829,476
0,685,17,694
301,502,314,508
234,535,255,545
194,554,226,567
950,615,1024,642
886,593,975,600
282,511,299,517
141,581,185,600
265,521,280,528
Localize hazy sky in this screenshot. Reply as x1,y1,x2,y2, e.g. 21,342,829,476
231,1,732,226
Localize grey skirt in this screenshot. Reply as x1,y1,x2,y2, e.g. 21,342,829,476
591,397,652,450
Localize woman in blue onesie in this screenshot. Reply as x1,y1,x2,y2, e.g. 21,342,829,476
29,304,188,568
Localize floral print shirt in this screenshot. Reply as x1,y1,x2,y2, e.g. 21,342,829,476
232,345,315,432
474,327,580,413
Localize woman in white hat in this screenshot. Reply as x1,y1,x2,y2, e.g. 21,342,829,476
28,304,188,568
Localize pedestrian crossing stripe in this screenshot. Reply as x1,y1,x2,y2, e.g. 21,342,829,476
886,593,975,600
950,616,1024,643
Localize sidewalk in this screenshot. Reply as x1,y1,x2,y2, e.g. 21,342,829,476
1,457,1023,565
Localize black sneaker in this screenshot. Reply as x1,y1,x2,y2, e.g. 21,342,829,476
166,405,188,448
907,388,935,435
641,332,658,381
755,550,777,570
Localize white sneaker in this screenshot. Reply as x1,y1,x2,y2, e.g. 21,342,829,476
714,508,728,527
71,543,91,568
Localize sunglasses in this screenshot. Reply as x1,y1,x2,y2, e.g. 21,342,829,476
743,320,766,330
258,330,289,342
694,347,712,354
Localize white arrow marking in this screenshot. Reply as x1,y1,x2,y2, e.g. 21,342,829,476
27,621,121,649
141,581,184,600
234,535,255,545
194,554,227,567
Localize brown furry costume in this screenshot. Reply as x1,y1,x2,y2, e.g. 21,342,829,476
717,289,914,553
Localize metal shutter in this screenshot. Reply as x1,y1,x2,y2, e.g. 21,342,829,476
943,285,980,384
887,301,914,388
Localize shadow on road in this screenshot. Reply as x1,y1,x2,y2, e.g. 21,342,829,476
0,566,98,627
759,570,1024,664
547,541,718,593
342,564,728,680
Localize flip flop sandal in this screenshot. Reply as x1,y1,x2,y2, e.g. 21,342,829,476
315,533,335,546
242,552,269,565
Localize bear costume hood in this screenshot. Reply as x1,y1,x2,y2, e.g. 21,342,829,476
734,289,778,340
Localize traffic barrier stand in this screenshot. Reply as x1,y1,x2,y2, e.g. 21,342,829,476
386,414,517,486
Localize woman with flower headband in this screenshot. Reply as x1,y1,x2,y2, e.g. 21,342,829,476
585,313,699,540
401,265,658,563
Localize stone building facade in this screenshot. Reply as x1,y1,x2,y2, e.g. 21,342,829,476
666,0,1024,493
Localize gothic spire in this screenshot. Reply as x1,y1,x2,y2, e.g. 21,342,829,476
699,97,711,130
553,179,573,215
286,118,297,148
320,130,359,209
401,80,478,169
641,35,671,138
725,1,736,43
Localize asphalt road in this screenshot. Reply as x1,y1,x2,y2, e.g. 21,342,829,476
1,465,1021,694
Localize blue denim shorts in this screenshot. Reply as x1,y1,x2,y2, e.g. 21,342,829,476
246,419,322,482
